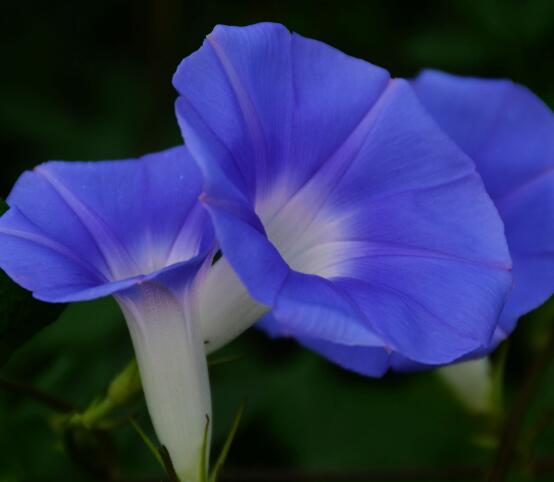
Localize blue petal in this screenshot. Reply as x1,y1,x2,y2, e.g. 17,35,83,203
36,255,211,304
497,172,554,333
174,22,390,207
0,206,109,300
414,70,554,338
272,271,385,346
201,197,288,305
0,146,213,302
299,338,390,377
260,312,390,376
413,70,554,200
177,23,512,366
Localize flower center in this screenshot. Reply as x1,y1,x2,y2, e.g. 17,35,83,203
257,189,347,278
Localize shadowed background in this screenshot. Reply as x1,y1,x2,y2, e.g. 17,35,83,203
1,1,554,481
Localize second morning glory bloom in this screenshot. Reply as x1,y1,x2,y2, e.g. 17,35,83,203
398,71,554,399
0,147,214,482
413,70,554,345
174,22,513,374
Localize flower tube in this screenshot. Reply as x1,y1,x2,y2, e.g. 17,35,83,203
0,147,214,481
174,22,513,374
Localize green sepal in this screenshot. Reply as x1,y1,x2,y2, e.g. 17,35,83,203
209,401,246,482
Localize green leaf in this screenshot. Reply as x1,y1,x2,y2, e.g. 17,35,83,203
208,354,245,368
209,402,245,482
129,417,165,470
200,415,210,482
0,197,66,366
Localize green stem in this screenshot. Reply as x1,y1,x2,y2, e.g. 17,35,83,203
0,376,75,412
488,327,554,481
69,359,141,429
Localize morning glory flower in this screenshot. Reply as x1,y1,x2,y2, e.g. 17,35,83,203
0,147,214,482
402,71,554,401
413,70,554,348
174,22,513,375
254,69,554,378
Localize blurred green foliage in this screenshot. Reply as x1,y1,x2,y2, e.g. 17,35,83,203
1,1,554,481
0,198,66,367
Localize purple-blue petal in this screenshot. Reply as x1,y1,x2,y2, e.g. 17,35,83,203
259,314,389,376
299,338,391,377
413,70,554,200
296,71,554,371
202,197,288,305
174,22,390,207
0,146,214,302
414,69,554,340
175,23,513,367
272,271,384,346
0,206,108,299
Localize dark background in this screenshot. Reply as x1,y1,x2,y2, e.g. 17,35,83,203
1,1,554,481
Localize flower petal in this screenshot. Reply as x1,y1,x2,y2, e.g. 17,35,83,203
0,206,107,298
298,338,391,377
202,198,288,305
0,146,213,302
497,171,554,333
260,311,389,376
174,22,390,207
272,271,384,346
413,70,554,200
414,69,554,337
178,24,512,366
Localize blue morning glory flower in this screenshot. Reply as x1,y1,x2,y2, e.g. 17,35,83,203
173,22,513,376
413,70,554,347
383,71,554,375
0,147,214,481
